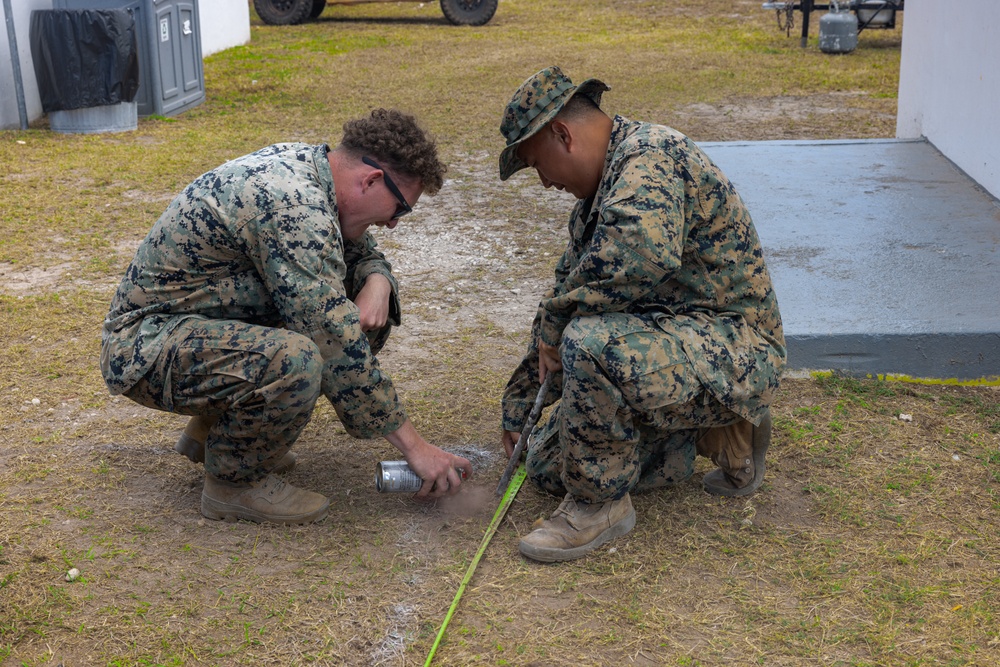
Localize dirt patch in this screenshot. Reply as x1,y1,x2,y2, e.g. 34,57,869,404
0,261,77,293
674,93,899,142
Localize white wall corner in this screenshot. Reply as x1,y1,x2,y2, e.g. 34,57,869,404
198,0,251,57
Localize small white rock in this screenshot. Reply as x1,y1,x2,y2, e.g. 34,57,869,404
898,413,912,422
31,398,41,406
952,454,961,462
66,568,80,582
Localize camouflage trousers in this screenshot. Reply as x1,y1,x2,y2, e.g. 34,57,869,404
124,317,329,483
527,313,741,503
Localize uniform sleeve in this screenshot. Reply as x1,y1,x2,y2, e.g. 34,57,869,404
344,233,401,326
537,152,689,346
241,203,406,438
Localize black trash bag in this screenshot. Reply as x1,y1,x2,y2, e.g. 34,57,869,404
29,9,139,113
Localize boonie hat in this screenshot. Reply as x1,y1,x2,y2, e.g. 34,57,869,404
498,66,610,181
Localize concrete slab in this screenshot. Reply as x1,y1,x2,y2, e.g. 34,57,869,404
700,138,1000,381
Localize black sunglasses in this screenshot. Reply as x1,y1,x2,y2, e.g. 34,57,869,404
362,156,413,220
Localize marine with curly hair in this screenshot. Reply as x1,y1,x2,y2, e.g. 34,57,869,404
101,109,472,524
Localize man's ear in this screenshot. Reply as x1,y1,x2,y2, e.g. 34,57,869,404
360,165,381,193
549,120,574,152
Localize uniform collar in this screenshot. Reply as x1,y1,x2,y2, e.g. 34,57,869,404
313,143,338,213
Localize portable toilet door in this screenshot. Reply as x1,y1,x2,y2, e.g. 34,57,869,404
148,0,204,116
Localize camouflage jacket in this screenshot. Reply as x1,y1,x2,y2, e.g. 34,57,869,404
502,116,786,429
101,143,407,438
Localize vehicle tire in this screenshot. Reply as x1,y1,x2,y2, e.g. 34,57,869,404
439,0,498,26
309,0,326,19
254,0,314,25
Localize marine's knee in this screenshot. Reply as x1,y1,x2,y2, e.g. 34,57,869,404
561,316,612,366
264,332,323,404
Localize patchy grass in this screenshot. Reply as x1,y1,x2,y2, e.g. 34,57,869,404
4,1,999,666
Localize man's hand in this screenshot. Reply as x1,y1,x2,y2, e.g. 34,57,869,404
537,340,562,383
385,420,473,500
354,273,392,332
502,429,520,458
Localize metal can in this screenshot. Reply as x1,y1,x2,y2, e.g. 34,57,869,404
375,460,469,493
376,460,423,493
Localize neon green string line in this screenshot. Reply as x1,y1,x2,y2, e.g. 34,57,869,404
424,465,527,667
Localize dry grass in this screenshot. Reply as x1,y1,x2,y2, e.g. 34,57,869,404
3,0,1000,665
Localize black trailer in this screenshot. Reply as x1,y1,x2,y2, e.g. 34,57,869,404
762,0,903,47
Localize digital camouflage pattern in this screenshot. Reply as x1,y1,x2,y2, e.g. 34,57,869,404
502,116,785,502
101,143,407,480
122,318,323,482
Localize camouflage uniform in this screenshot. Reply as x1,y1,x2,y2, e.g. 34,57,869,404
101,143,405,483
502,116,786,503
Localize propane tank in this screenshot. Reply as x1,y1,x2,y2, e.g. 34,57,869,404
819,0,858,54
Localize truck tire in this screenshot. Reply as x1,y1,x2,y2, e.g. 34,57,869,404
439,0,498,26
310,0,327,19
254,0,314,25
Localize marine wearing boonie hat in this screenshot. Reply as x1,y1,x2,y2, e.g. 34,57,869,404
498,66,610,181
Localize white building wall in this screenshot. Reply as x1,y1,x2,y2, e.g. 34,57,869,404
897,0,1000,198
198,0,250,57
0,0,53,130
1,0,250,129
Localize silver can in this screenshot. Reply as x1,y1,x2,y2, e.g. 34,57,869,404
375,460,423,493
375,460,469,493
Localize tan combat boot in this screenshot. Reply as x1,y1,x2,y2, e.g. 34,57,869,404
519,493,636,563
698,410,771,497
201,474,329,525
175,415,216,463
175,415,296,474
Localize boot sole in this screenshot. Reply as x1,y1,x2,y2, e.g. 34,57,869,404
201,494,329,525
703,411,771,497
518,508,636,563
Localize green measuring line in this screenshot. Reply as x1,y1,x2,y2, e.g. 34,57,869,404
423,465,527,667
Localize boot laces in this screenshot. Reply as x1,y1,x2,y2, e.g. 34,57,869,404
263,475,286,497
551,495,582,521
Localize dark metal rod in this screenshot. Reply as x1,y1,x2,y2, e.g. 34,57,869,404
2,0,28,130
495,373,553,497
800,0,812,48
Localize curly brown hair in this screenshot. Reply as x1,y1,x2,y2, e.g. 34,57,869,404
340,108,447,195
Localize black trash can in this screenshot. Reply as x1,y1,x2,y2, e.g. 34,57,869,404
29,8,140,133
54,0,206,119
